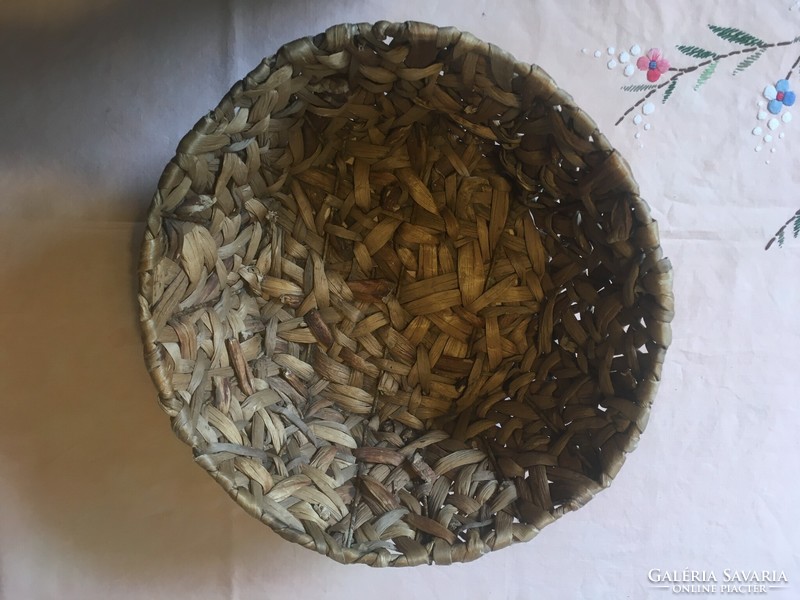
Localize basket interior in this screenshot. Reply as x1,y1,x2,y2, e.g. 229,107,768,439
140,21,672,567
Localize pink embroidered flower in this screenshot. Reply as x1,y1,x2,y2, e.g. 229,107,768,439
636,49,670,82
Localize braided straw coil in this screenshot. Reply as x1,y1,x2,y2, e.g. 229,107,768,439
138,21,673,567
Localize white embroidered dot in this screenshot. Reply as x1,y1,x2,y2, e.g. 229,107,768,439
758,101,765,107
633,114,643,125
780,132,786,139
642,102,655,115
594,50,602,58
765,160,770,164
635,132,641,139
582,48,589,54
624,64,635,77
771,147,777,153
782,111,792,123
619,51,630,63
764,134,773,143
768,118,780,130
757,111,768,120
752,126,763,136
644,123,651,131
607,59,618,69
608,47,616,55
630,44,641,56
755,145,763,152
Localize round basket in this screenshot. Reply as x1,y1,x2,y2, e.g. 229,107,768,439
138,21,673,567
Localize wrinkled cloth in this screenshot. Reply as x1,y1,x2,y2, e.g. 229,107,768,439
0,1,798,599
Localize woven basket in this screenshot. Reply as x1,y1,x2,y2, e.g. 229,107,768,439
138,21,673,567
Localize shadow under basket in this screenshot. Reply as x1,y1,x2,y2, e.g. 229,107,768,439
138,21,674,567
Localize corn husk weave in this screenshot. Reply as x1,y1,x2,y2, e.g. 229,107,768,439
138,21,674,567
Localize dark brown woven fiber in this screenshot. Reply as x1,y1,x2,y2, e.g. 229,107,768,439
138,21,673,567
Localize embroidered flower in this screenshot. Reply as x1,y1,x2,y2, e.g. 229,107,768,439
764,79,796,114
636,48,670,82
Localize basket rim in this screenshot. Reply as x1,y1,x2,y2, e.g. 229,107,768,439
137,20,673,567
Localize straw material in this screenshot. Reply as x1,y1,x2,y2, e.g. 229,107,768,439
138,21,673,567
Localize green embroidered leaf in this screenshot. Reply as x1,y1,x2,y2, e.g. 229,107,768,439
708,25,764,46
694,61,718,91
662,79,678,103
621,84,658,92
676,45,716,59
733,49,765,75
766,210,800,249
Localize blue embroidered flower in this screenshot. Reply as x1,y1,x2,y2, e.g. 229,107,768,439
764,79,796,114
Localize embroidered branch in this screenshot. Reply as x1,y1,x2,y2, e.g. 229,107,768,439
766,207,800,250
615,35,800,126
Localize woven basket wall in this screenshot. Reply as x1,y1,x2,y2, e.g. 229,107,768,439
138,21,674,567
